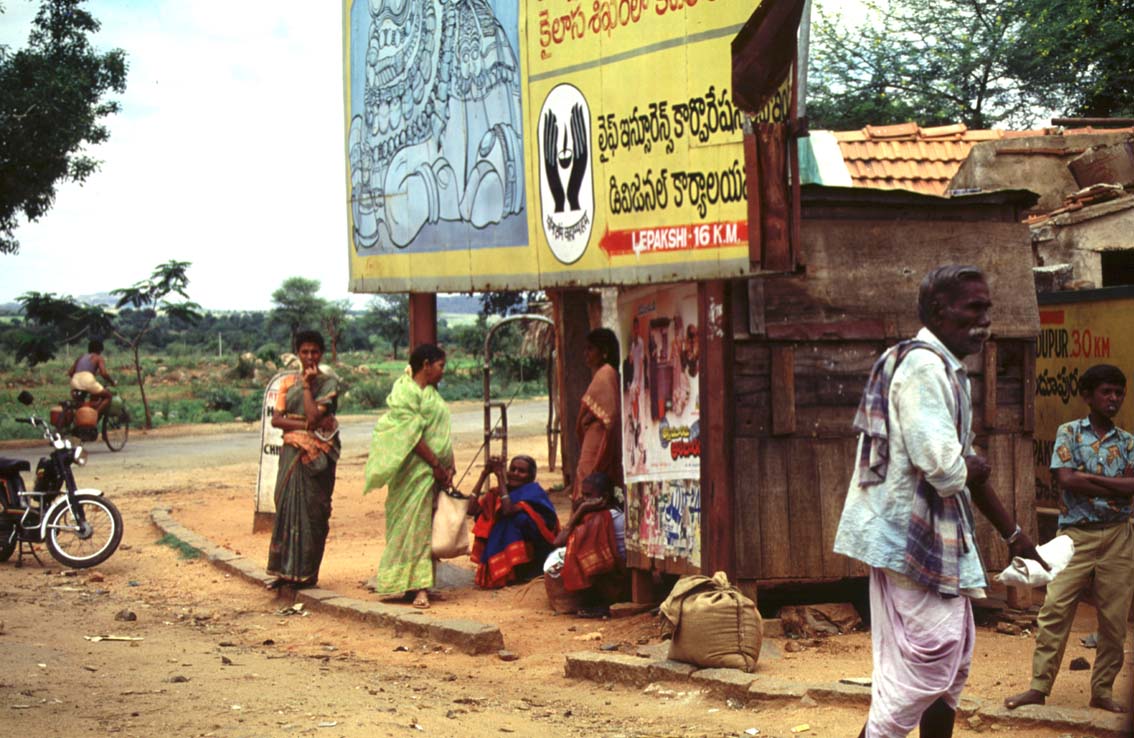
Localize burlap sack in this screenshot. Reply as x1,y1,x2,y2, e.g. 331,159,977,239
659,571,762,672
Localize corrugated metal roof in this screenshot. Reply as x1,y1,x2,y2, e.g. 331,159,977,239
831,123,1053,195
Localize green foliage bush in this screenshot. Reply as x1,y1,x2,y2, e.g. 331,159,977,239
343,377,393,411
202,409,235,424
197,385,242,412
256,343,282,364
240,392,265,422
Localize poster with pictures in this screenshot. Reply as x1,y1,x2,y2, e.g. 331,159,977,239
618,283,701,483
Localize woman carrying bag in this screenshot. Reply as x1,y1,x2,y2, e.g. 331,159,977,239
364,344,454,610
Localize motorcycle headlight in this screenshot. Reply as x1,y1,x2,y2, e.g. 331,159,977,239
72,446,87,467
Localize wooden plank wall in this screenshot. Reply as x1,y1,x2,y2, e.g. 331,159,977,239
733,334,1038,582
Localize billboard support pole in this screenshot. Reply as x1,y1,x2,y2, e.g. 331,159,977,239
409,292,438,350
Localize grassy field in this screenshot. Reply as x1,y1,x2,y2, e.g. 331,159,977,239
0,348,549,441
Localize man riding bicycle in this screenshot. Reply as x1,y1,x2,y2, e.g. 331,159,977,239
68,338,117,417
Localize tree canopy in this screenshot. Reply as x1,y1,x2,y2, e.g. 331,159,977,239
1009,0,1134,119
270,276,325,350
0,0,128,254
808,0,1134,131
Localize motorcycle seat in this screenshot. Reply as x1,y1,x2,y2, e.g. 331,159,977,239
0,458,31,474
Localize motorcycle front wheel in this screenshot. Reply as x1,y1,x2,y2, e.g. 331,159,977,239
45,494,124,568
0,523,15,562
102,409,129,452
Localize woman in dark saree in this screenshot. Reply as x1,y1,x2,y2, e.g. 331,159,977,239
266,330,339,589
469,455,560,588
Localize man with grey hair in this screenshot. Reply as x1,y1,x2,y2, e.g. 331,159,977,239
835,264,1045,738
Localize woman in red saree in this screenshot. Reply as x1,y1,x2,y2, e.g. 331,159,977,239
573,328,622,504
555,471,626,616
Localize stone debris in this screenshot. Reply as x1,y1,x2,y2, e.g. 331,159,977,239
779,603,861,637
114,610,137,622
995,622,1022,636
1069,656,1091,671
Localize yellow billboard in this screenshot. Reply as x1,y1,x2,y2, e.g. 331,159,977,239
1034,288,1134,512
343,0,762,294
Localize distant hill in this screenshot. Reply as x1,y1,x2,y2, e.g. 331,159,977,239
1,292,486,316
0,292,117,314
437,294,481,315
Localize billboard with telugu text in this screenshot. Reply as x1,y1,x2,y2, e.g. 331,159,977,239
1034,288,1134,514
344,0,771,293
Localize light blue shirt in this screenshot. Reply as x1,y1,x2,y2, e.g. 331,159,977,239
1051,417,1134,527
833,328,987,596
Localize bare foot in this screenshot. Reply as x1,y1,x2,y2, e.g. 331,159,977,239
1004,689,1046,709
1089,697,1128,713
412,590,430,609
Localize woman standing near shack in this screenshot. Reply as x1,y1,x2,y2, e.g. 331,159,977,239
266,330,339,590
574,328,622,504
364,344,454,610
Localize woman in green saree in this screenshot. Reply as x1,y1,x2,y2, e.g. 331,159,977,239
266,330,339,590
364,343,454,609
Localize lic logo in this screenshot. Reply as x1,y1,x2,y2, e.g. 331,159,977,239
537,84,594,265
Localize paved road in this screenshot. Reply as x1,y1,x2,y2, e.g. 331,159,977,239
1,397,554,476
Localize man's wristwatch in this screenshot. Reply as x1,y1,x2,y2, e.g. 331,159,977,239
1004,524,1023,544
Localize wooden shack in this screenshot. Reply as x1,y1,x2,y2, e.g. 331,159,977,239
619,185,1043,602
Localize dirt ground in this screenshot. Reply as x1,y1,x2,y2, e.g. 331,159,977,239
1,418,1131,737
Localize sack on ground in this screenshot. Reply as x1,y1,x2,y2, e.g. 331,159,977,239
431,488,471,559
659,571,762,672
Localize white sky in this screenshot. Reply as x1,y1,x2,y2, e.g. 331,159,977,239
1,0,347,311
0,0,861,312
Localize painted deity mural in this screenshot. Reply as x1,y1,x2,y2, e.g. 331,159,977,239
347,0,527,253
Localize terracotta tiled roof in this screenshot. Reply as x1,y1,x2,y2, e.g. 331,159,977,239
831,122,1053,195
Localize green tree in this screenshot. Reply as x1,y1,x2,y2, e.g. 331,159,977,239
809,0,1033,129
321,299,350,362
107,260,201,428
19,260,200,429
1009,0,1134,118
478,290,541,318
361,294,408,359
270,276,326,349
0,0,128,254
12,291,113,364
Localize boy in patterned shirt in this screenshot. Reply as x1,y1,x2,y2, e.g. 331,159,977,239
1006,363,1134,713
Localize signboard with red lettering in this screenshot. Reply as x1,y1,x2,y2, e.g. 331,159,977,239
1034,288,1134,512
255,371,292,517
344,0,774,293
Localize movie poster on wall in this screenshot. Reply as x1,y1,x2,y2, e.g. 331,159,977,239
618,283,701,483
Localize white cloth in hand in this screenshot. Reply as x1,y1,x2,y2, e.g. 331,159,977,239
995,534,1075,587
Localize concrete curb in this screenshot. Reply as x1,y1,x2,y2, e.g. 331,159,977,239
564,651,1134,736
150,506,504,655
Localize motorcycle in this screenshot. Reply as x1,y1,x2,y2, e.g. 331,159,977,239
52,388,130,452
0,391,124,568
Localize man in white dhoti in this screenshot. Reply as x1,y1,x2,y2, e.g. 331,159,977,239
834,264,1046,738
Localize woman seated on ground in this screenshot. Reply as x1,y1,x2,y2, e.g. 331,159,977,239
469,455,560,588
553,471,626,616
